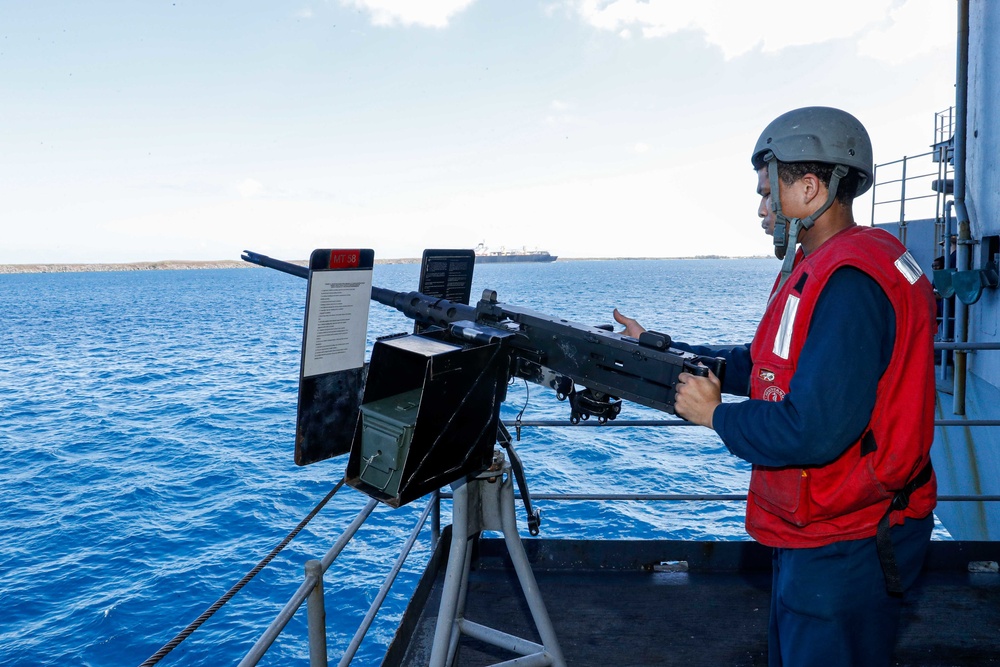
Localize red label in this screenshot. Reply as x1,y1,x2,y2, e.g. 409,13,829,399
328,250,360,269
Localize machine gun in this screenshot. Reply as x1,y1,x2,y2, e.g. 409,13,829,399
242,249,724,509
243,250,723,421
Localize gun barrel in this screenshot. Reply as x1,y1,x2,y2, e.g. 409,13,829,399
241,250,309,279
371,287,478,328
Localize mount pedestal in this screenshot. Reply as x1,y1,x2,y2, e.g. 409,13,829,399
429,453,566,667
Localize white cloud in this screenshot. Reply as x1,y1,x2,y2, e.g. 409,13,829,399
632,142,649,154
545,99,587,127
340,0,477,28
570,0,948,62
857,0,954,65
236,178,264,198
295,8,314,19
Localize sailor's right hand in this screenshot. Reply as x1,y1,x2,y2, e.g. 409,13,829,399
613,308,646,338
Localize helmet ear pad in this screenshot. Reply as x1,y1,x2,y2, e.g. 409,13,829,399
763,157,791,260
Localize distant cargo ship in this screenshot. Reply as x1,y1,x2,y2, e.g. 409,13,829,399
474,243,557,264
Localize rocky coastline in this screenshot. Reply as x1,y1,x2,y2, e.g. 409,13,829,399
0,258,420,275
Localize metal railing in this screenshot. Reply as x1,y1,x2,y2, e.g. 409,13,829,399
935,106,955,162
870,107,955,246
870,150,942,232
237,498,379,667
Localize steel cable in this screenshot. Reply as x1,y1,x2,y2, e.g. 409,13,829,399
138,478,346,667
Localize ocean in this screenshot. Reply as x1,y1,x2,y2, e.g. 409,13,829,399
0,258,782,666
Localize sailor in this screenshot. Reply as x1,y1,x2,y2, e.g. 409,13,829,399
615,106,937,667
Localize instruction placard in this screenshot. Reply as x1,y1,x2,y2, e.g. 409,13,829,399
294,248,375,466
302,268,372,377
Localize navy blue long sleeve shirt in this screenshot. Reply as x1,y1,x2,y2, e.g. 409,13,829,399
676,267,895,468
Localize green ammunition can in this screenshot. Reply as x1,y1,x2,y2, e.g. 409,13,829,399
357,389,423,497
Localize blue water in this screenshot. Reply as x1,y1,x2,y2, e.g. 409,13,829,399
0,259,781,666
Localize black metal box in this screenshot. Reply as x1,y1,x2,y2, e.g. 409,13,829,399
346,329,510,507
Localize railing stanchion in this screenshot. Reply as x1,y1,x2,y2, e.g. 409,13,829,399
431,489,441,550
306,559,328,667
899,155,909,243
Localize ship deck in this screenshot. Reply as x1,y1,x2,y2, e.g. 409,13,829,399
384,533,1000,666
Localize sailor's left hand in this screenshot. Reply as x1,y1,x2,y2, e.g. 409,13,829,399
674,370,722,430
612,308,646,338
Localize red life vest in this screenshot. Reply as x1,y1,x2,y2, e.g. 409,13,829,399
746,225,937,548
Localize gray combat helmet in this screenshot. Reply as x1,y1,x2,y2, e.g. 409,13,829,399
751,106,874,285
751,106,874,196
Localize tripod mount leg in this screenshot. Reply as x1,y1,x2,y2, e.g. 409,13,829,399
428,452,565,667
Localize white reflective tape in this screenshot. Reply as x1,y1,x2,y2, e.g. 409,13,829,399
895,251,923,285
773,294,799,359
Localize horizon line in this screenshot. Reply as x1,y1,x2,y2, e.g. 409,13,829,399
0,255,777,275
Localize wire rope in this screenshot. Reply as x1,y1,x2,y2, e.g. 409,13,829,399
138,478,346,667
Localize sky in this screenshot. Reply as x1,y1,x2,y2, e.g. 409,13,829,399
1,0,959,264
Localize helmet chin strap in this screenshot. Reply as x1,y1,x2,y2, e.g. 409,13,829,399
763,152,849,289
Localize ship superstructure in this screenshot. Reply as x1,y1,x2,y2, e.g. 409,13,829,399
870,0,1000,542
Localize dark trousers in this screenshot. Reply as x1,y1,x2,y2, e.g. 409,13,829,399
768,514,933,667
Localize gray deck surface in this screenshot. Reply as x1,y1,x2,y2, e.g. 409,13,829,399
386,536,1000,667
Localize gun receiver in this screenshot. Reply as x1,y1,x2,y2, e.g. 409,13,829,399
242,250,724,421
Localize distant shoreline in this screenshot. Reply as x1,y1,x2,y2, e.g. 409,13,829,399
0,255,774,275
